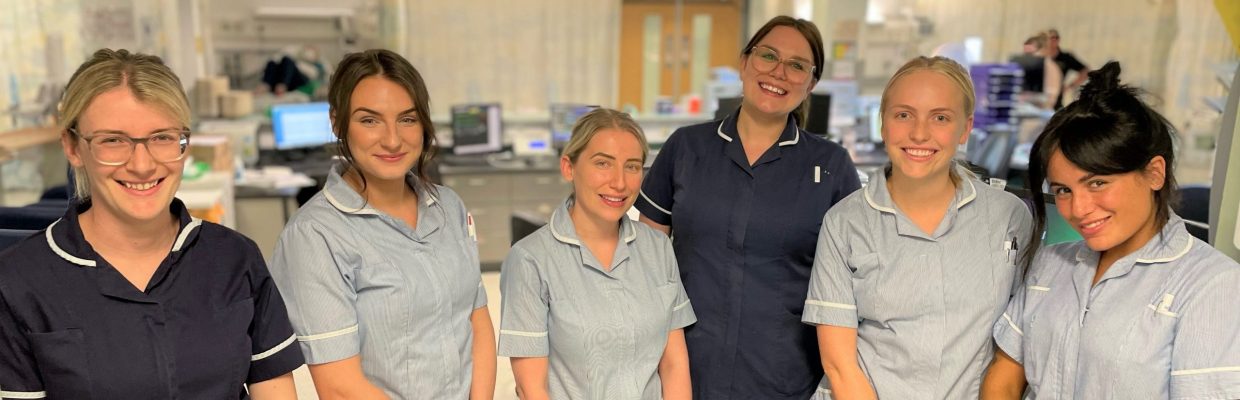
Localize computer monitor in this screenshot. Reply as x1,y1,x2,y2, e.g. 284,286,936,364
1006,187,1084,245
549,104,596,149
1009,55,1045,93
271,102,334,150
803,93,831,136
451,103,503,155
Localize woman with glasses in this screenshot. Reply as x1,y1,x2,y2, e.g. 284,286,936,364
0,49,303,398
636,16,861,399
267,49,495,399
803,56,1032,400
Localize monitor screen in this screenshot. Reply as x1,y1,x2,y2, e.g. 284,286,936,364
549,104,596,148
271,102,334,150
804,93,831,136
1006,187,1084,246
715,97,742,120
451,103,504,155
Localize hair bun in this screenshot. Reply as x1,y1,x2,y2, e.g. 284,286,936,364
1079,61,1122,102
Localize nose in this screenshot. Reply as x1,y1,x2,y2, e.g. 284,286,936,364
608,166,627,192
1068,190,1096,221
125,142,156,173
770,62,789,81
910,119,931,142
380,123,401,150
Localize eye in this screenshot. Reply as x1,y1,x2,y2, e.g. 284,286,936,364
893,111,911,120
399,116,419,125
358,117,380,126
149,132,180,144
624,162,642,173
760,52,778,61
1051,186,1071,197
788,61,808,72
933,114,950,123
97,135,128,145
594,159,611,169
1088,179,1107,189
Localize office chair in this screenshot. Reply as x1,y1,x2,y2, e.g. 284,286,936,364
510,211,547,245
1175,184,1210,242
0,229,37,251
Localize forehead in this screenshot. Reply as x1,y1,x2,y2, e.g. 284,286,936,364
349,76,414,108
583,129,643,157
1046,150,1089,182
755,26,813,59
78,87,180,130
886,70,966,109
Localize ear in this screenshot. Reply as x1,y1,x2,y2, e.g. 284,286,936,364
806,78,817,95
559,155,574,182
1144,155,1167,191
61,130,84,168
958,116,974,145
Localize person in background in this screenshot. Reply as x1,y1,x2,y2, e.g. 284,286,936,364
268,49,495,399
982,61,1240,399
499,108,696,400
0,48,303,399
636,15,861,399
1046,28,1090,110
1013,32,1063,110
803,56,1031,400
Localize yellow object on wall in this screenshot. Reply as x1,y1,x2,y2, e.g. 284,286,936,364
1219,0,1240,53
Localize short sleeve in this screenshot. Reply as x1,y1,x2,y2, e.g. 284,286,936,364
0,292,44,399
993,268,1030,365
268,220,361,365
497,246,549,357
802,212,860,328
661,236,696,330
635,128,683,226
474,280,488,310
244,239,306,383
1169,269,1240,399
1063,53,1087,73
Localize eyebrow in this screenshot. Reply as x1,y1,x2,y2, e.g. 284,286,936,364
87,127,184,136
1046,173,1098,188
352,107,419,116
590,152,643,164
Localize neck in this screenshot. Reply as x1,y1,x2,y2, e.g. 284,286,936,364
345,168,417,211
79,205,179,255
736,106,788,143
568,202,621,244
887,169,958,212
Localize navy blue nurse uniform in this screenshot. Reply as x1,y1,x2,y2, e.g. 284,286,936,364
636,112,861,399
0,199,304,399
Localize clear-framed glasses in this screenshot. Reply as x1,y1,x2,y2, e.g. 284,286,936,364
71,128,191,166
747,45,816,84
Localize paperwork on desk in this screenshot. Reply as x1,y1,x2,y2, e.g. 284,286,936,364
238,167,316,189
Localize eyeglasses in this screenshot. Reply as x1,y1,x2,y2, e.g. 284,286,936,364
71,128,191,166
747,45,816,83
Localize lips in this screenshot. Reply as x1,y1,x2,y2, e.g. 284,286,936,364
117,178,164,194
1078,216,1110,237
599,194,628,208
902,147,938,160
759,82,787,96
375,153,406,162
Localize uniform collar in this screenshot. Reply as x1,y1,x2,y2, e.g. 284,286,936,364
1073,213,1194,266
716,108,801,147
862,165,978,214
322,163,438,215
46,198,202,268
549,196,638,274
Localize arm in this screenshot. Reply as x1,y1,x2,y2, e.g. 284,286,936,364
1168,270,1240,399
659,329,692,400
818,325,877,400
470,306,497,400
640,214,671,236
511,357,551,400
981,348,1026,400
1041,58,1063,109
307,356,391,400
248,373,298,400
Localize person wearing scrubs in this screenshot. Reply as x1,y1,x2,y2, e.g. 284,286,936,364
0,49,303,399
637,16,860,399
982,61,1240,399
268,49,496,399
500,108,696,400
802,56,1033,400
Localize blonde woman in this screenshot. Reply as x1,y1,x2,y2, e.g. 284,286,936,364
500,108,696,400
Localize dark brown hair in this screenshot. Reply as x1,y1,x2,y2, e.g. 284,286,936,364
327,49,437,196
742,16,825,127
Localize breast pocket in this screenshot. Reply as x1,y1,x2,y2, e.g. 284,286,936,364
29,328,93,399
992,244,1020,303
1118,293,1177,371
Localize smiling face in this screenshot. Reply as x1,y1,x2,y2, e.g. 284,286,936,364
343,76,423,186
62,87,185,224
560,128,645,227
1047,150,1165,257
882,70,973,183
739,25,816,119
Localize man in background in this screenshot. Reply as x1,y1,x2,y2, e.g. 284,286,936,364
1047,28,1090,110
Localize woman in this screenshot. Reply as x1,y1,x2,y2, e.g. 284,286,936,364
499,108,696,399
637,15,861,399
982,62,1240,399
801,56,1032,399
0,49,302,398
268,49,495,399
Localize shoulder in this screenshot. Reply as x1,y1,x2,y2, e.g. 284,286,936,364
632,220,673,248
1029,241,1082,277
665,120,722,148
1176,240,1240,285
0,229,58,282
799,131,850,156
972,180,1029,215
822,188,874,227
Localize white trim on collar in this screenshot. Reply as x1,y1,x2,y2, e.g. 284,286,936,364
716,119,733,142
1136,237,1193,264
955,178,977,210
323,191,381,215
778,129,801,146
623,219,638,243
549,219,581,246
45,219,96,268
172,218,202,252
863,186,897,214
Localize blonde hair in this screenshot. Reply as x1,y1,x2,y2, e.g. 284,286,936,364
880,56,975,118
59,49,191,200
560,108,648,163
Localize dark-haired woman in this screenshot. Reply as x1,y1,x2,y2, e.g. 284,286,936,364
268,49,495,399
981,61,1240,399
637,16,860,399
